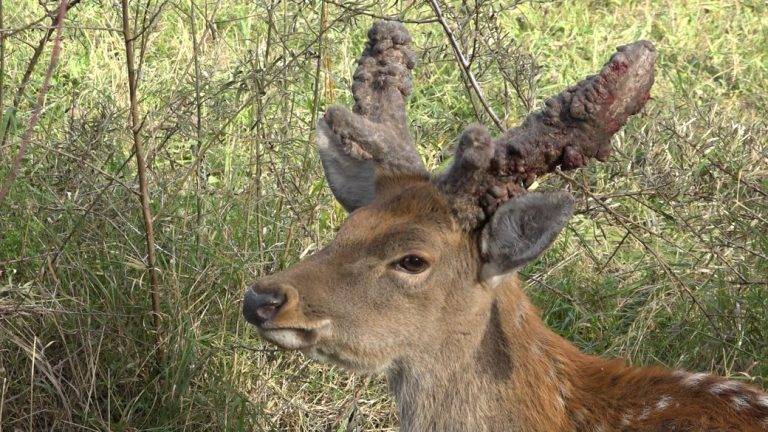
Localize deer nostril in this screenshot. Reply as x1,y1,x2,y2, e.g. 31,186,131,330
255,301,278,321
243,288,286,326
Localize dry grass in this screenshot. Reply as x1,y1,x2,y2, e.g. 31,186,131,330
0,0,766,430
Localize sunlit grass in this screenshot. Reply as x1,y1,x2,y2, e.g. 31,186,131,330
0,0,766,430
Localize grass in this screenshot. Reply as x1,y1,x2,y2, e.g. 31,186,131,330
0,0,766,430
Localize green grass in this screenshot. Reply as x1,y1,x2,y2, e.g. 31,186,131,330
1,0,766,430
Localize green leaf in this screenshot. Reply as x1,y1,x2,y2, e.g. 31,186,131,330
0,107,18,138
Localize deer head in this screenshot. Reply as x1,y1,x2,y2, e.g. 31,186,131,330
242,21,656,375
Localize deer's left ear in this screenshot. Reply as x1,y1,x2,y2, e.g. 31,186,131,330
480,192,574,283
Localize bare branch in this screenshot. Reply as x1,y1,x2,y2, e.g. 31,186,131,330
324,0,438,24
188,0,204,252
428,0,504,131
0,0,68,204
0,0,5,145
120,0,164,367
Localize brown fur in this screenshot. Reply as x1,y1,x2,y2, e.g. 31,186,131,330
246,178,768,431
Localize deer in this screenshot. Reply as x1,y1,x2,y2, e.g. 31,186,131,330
242,21,768,431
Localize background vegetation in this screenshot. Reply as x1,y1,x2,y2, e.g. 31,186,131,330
0,0,766,430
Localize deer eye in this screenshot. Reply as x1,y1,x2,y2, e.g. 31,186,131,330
394,255,429,274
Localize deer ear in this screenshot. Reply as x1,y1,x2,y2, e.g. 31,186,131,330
316,118,377,212
480,192,574,283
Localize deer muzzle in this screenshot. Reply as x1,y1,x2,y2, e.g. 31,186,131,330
243,281,331,350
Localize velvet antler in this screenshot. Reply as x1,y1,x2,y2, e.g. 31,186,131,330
317,21,656,220
438,41,657,229
317,21,426,211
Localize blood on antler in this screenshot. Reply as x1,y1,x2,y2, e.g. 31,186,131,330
439,41,657,229
318,20,656,227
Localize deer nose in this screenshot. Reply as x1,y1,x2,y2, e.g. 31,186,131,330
243,287,287,326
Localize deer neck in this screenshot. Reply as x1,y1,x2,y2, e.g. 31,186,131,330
387,275,588,431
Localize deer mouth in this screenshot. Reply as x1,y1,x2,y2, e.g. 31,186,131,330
257,321,331,351
304,345,391,375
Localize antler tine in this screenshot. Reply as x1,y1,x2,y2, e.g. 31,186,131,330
352,21,415,141
321,20,425,174
439,40,657,229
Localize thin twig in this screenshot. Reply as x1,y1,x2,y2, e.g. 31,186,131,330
0,0,5,156
44,144,139,196
662,121,767,198
556,170,722,334
0,0,74,38
151,14,351,218
310,0,327,127
0,0,81,151
0,377,7,427
1,30,51,151
245,6,273,270
188,0,205,252
0,0,68,204
0,25,122,35
428,0,504,131
120,0,164,367
324,0,438,24
44,150,137,274
302,0,327,176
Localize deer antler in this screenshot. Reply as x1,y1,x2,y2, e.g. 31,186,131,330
318,21,655,220
320,20,425,174
438,41,657,229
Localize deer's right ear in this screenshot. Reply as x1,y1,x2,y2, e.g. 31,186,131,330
480,192,574,285
316,118,377,212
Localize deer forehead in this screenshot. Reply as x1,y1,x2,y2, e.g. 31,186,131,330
332,181,463,256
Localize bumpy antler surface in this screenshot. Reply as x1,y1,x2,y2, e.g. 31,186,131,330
320,21,424,174
439,41,657,229
318,21,655,220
